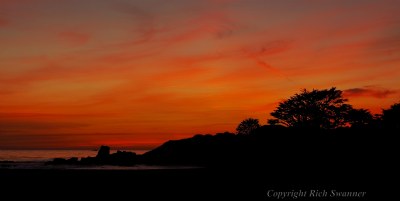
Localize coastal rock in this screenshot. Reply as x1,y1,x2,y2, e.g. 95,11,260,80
48,146,137,166
46,157,79,165
67,157,79,164
109,151,137,166
52,158,67,164
96,146,110,159
80,156,98,165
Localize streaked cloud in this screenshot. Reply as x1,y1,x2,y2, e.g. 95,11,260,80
0,0,400,149
344,86,397,99
0,121,88,130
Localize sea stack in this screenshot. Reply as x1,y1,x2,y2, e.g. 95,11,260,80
96,145,110,159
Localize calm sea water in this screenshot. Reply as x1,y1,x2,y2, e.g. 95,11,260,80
0,149,197,170
0,149,149,162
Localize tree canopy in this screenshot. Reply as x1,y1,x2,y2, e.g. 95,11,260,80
382,103,400,129
347,108,373,128
269,87,352,129
236,118,260,135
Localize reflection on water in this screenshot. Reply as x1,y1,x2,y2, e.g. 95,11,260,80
0,149,148,162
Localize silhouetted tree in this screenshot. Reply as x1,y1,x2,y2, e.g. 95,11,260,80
382,103,400,129
267,119,280,126
236,118,260,135
347,108,373,128
270,87,352,129
371,114,384,128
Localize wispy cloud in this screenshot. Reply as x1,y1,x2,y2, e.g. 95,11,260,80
242,40,293,80
0,121,88,130
344,86,397,99
105,1,158,48
1,0,400,148
256,40,294,57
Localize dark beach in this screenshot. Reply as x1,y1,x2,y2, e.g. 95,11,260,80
0,164,392,200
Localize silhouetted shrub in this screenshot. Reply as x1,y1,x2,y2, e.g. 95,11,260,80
236,118,260,135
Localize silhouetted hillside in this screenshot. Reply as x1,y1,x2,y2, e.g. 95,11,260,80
142,132,240,165
141,126,396,174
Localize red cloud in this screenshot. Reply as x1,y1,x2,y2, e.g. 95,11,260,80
344,87,397,99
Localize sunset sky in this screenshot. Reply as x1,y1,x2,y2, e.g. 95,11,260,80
1,0,399,149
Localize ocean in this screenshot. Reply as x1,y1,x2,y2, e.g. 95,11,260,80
0,149,149,162
0,149,162,170
0,150,199,170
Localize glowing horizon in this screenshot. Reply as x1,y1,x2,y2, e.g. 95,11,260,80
1,0,399,149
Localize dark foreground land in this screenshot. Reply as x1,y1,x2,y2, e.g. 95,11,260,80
0,166,393,200
0,128,396,200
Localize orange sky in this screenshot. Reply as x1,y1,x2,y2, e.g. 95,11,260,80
1,0,399,149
